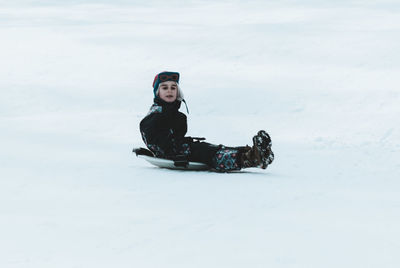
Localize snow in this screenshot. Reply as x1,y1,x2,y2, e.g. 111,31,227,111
1,0,400,267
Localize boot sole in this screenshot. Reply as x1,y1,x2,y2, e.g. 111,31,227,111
253,130,274,169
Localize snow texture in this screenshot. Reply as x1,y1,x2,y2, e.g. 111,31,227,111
1,0,400,267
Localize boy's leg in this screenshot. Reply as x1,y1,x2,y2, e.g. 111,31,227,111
189,142,244,171
188,142,220,167
187,130,274,171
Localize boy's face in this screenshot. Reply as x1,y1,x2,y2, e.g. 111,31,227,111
158,81,178,103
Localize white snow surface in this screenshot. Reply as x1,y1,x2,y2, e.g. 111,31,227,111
1,1,400,267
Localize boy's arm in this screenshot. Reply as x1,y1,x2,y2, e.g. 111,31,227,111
174,112,188,139
140,113,175,157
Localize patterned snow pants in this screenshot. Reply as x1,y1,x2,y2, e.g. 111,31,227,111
189,142,244,172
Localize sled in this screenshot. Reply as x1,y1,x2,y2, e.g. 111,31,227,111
133,147,210,171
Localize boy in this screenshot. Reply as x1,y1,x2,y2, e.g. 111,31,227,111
140,71,274,171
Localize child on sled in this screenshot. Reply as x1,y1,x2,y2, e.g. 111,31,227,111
139,71,274,172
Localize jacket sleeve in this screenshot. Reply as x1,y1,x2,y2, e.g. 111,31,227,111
174,112,188,141
140,112,175,157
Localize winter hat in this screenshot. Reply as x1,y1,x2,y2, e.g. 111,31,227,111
153,71,180,97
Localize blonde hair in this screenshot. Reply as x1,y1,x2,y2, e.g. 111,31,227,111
156,82,184,101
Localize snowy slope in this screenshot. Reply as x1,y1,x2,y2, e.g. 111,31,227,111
1,1,400,267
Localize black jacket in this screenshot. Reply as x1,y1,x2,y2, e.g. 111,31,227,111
140,97,189,158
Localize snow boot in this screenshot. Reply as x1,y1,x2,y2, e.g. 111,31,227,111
240,130,274,169
240,145,259,168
